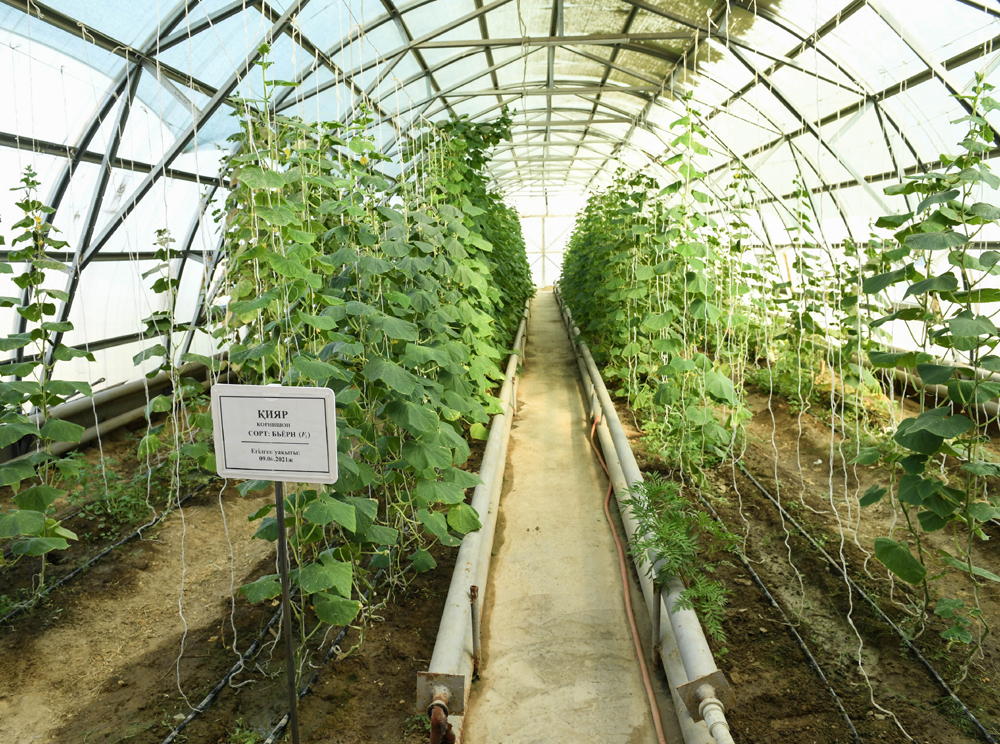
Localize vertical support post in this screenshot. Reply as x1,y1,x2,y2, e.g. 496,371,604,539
470,585,481,677
651,587,662,671
273,481,301,744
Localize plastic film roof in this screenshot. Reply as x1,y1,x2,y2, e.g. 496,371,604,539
2,0,1000,385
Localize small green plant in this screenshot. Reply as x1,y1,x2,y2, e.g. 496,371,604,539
225,719,264,744
860,74,1000,673
0,167,96,597
624,474,737,643
404,714,432,736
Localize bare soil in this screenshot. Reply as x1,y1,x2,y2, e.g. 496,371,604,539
622,388,1000,744
1,422,483,744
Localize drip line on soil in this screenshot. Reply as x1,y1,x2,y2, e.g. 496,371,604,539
0,462,194,563
696,489,862,744
161,602,285,744
262,564,388,744
737,461,998,744
0,484,208,626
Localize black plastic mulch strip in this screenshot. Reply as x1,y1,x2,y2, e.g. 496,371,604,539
737,462,998,744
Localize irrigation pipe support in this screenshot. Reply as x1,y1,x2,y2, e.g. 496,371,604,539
416,301,530,744
554,286,736,744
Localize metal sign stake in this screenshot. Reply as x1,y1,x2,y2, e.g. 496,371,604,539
274,480,300,744
210,383,340,744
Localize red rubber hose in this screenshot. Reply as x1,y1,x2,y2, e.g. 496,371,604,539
589,416,669,744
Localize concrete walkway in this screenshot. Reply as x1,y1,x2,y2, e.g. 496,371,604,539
464,289,660,744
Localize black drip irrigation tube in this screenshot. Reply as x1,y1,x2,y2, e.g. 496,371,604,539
737,461,998,744
0,483,208,626
157,557,388,744
261,565,388,744
695,490,862,744
161,602,284,744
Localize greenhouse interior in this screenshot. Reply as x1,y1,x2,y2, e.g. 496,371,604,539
2,0,1000,742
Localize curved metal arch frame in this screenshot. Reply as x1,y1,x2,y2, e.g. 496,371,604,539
2,0,1000,363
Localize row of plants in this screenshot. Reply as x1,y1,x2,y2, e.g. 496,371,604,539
0,47,533,680
559,81,1000,678
194,50,533,680
559,93,766,641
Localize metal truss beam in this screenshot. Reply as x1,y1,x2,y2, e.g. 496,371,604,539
1,0,218,97
45,66,143,361
0,132,225,188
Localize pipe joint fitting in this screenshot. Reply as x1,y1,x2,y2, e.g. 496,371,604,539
698,696,735,744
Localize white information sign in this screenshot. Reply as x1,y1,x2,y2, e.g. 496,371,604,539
210,384,338,484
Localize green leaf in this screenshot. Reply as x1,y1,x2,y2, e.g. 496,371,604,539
0,421,39,448
447,503,481,534
961,461,1000,477
239,166,286,189
402,440,452,471
297,312,338,330
869,350,924,369
859,485,887,507
0,460,37,488
916,364,955,385
905,230,967,251
469,422,489,440
52,345,95,362
907,407,973,438
292,355,346,382
916,189,960,214
852,447,882,465
298,555,352,597
314,592,361,626
133,344,167,366
950,311,997,338
897,474,940,506
970,202,1000,221
417,508,460,547
416,479,466,506
385,400,439,436
255,206,299,226
370,314,419,342
442,467,483,489
874,537,927,584
12,484,65,513
231,288,280,315
894,417,944,455
363,358,418,396
410,548,436,572
361,524,398,546
38,419,84,443
918,510,949,532
967,502,1000,523
903,272,958,298
938,551,1000,582
12,536,69,556
303,495,356,531
704,370,736,406
863,267,908,294
0,509,45,538
239,574,282,603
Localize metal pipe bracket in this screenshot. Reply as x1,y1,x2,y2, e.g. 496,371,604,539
416,673,466,715
676,671,736,721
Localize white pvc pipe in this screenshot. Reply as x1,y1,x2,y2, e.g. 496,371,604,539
554,287,732,744
420,301,530,739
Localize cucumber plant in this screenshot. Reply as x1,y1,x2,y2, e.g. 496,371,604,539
861,75,1000,667
0,167,94,596
214,49,532,672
